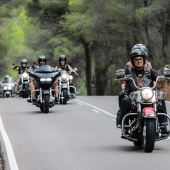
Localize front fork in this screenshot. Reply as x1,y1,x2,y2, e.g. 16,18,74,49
31,88,55,103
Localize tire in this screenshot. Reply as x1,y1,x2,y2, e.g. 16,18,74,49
116,109,121,126
62,89,68,105
143,119,156,152
40,105,44,112
4,92,10,98
43,95,49,113
23,84,29,98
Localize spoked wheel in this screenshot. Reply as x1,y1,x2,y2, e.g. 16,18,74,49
43,94,49,113
143,119,156,152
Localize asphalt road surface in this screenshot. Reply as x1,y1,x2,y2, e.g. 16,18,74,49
0,96,170,170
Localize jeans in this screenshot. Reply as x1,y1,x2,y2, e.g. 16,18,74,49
120,96,168,126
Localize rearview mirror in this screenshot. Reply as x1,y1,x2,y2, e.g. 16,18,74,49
163,67,170,77
116,69,125,79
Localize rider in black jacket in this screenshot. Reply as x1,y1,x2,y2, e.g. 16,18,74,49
27,55,47,102
12,59,28,92
119,49,168,134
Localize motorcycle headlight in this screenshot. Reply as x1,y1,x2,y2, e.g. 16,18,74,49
40,78,52,82
141,88,153,101
61,74,68,80
69,75,73,80
23,72,29,78
7,86,12,90
4,86,7,90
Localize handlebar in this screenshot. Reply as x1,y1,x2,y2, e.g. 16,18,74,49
115,75,166,90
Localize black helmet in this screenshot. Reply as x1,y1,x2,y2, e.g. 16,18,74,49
130,49,146,66
59,54,67,62
132,44,148,57
21,59,27,68
38,55,47,65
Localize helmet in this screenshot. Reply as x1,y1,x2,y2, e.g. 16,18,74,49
132,44,148,57
38,55,47,65
21,59,27,68
130,49,146,66
4,75,10,83
59,54,67,62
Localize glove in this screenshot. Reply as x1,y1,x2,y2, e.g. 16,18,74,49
119,89,126,95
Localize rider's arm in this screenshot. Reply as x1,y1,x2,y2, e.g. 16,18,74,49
68,65,78,76
12,66,19,70
125,61,132,69
54,66,58,71
151,69,161,81
151,69,167,85
145,61,152,69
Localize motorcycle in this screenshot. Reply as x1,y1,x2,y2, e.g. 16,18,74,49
57,68,78,104
116,68,170,152
18,71,30,98
0,76,15,98
28,65,60,113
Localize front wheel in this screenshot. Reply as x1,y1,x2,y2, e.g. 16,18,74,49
143,119,156,152
23,84,29,98
43,95,49,113
62,89,68,105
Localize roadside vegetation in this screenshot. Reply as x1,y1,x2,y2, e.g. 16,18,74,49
0,0,170,96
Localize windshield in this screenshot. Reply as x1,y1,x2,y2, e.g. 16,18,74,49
2,77,14,83
34,65,55,73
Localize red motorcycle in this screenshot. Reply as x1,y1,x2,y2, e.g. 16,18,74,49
116,69,170,152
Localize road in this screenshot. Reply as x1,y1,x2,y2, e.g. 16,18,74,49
0,96,170,170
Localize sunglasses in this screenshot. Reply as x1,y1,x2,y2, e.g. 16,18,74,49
39,60,45,62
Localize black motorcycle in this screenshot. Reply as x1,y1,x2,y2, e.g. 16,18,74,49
28,65,60,113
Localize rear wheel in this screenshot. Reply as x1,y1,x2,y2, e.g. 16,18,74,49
143,119,156,152
43,95,49,113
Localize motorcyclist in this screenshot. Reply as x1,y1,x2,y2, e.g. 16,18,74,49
3,75,11,83
27,55,47,102
54,54,78,100
125,44,152,69
12,59,28,92
119,49,168,135
117,44,152,126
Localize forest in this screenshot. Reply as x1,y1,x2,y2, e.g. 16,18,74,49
0,0,170,95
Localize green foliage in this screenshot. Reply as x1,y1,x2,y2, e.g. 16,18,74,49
0,0,170,95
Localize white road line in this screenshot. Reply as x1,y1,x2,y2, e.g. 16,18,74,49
92,109,100,113
75,99,116,118
78,102,84,105
76,99,170,141
0,116,19,170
